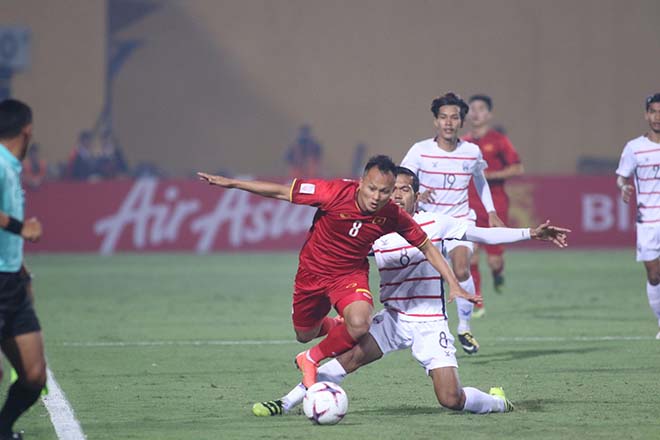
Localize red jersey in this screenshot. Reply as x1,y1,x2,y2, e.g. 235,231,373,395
290,178,428,276
465,130,520,222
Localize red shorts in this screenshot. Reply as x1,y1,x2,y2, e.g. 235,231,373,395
475,191,509,256
292,267,373,331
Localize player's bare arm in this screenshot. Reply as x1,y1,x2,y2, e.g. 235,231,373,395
197,172,291,201
418,240,479,304
0,211,42,242
616,175,633,204
485,163,524,181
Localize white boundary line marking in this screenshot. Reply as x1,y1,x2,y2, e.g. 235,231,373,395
42,368,86,440
57,335,656,348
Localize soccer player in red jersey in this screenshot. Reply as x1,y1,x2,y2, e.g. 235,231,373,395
198,155,476,388
465,95,523,314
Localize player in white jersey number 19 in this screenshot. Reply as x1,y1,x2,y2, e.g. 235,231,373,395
401,92,504,354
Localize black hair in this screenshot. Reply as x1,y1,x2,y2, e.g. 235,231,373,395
363,155,396,176
394,166,419,193
469,94,493,111
646,93,660,111
431,92,469,122
0,99,32,139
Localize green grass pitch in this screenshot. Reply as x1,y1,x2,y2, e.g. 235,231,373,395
12,250,660,439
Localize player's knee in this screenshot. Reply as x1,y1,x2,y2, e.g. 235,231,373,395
436,389,464,411
344,315,371,338
295,332,314,343
454,267,471,281
648,273,660,286
22,362,47,389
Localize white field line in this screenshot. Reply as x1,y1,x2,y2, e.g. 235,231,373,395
42,367,86,440
57,335,656,348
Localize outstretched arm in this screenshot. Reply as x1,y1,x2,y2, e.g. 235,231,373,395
464,220,571,248
419,240,480,305
197,172,292,201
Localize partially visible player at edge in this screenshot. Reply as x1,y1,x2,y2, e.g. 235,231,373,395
0,99,47,440
198,155,477,388
464,94,524,316
401,92,503,354
252,167,569,416
616,92,660,339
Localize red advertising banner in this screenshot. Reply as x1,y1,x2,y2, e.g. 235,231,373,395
23,176,635,254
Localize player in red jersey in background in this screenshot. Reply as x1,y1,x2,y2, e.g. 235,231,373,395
465,95,523,316
198,155,475,388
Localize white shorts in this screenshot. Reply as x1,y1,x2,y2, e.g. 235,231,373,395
369,309,458,374
636,223,660,262
443,238,474,255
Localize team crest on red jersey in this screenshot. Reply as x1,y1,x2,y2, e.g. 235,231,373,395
339,213,350,219
372,217,386,225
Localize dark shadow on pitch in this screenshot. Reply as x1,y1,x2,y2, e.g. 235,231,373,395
465,346,603,365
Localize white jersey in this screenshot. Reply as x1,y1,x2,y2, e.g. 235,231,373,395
372,211,468,321
616,135,660,224
401,138,487,219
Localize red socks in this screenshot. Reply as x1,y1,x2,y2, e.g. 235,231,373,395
316,316,342,338
308,324,356,363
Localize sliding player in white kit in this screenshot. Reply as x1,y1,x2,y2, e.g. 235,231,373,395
401,92,503,354
253,167,569,416
616,93,660,339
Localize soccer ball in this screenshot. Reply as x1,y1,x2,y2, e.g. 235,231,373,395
303,381,348,425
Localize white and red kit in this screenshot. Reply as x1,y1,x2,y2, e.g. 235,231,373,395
372,211,468,321
616,135,660,261
401,138,494,221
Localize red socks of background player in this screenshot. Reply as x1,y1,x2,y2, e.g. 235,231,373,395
470,263,483,306
308,324,356,363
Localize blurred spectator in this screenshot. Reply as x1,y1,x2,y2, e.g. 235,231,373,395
22,143,47,188
284,125,323,178
67,130,97,180
351,142,367,177
97,129,129,178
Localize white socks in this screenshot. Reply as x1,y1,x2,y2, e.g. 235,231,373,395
281,359,347,412
462,387,505,413
456,277,476,334
646,282,660,326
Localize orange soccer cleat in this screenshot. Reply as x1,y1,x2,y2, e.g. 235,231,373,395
295,351,319,389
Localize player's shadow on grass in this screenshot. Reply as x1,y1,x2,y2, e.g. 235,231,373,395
352,399,558,416
465,346,602,365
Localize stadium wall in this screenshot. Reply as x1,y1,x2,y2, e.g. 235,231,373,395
24,176,635,254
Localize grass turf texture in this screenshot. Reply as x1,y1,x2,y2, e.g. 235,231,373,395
12,250,660,439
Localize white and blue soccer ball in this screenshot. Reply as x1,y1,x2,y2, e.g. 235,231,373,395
303,381,349,425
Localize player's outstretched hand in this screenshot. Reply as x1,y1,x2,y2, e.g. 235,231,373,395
530,220,571,248
447,284,482,306
418,189,435,204
21,217,42,242
197,172,233,187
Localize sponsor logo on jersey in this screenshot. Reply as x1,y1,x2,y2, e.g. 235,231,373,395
462,161,471,172
299,183,316,194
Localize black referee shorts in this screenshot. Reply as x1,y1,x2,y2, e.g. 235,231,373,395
0,271,41,340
